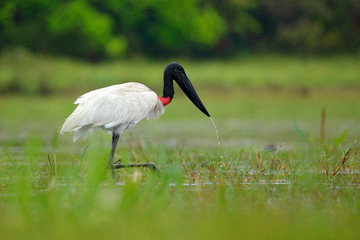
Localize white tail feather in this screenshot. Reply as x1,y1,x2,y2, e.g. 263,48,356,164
73,126,92,142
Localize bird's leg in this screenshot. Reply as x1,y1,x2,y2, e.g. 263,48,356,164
107,133,161,176
107,133,120,177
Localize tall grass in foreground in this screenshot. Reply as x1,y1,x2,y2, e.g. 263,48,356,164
0,135,359,240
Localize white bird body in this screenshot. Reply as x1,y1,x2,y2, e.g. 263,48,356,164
60,82,164,142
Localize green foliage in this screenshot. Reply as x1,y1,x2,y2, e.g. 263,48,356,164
258,0,360,53
1,0,359,59
47,0,126,58
97,0,226,56
0,0,226,59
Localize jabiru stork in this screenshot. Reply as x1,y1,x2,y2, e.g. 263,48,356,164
61,62,210,174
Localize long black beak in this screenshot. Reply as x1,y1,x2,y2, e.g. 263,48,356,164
176,73,210,117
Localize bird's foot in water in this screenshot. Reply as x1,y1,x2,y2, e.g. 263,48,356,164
112,162,161,174
106,159,122,169
107,158,160,175
114,159,122,165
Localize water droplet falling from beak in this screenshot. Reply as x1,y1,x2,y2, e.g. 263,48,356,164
209,117,223,160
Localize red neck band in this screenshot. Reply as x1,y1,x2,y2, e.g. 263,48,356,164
158,96,171,106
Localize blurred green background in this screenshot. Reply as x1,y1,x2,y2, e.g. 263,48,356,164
1,1,360,240
1,0,360,60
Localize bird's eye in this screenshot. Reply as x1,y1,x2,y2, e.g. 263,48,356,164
179,67,183,71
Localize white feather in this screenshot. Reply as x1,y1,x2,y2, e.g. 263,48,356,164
61,82,164,142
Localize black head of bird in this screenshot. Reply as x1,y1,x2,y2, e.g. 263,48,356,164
162,62,210,117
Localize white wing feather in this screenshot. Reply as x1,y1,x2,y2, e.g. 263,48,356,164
61,82,164,141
